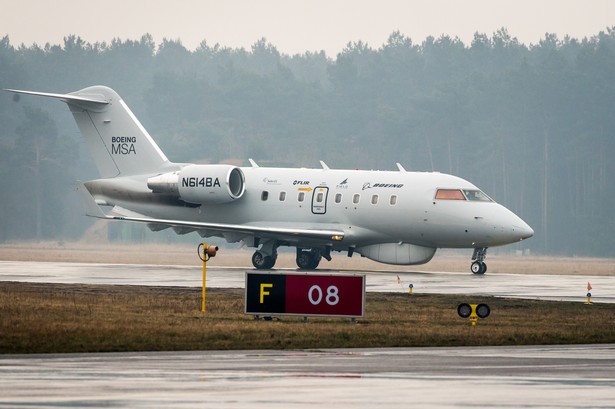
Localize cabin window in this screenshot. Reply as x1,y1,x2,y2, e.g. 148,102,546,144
463,190,493,202
371,194,379,205
390,195,397,205
279,191,286,202
316,192,324,202
353,194,360,204
335,193,342,203
435,189,466,200
261,191,269,201
298,192,305,202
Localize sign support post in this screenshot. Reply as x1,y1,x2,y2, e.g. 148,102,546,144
198,243,218,313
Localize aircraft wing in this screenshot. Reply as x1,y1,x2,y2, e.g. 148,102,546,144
76,182,345,244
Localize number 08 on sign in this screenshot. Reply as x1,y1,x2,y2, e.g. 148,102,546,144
245,272,366,318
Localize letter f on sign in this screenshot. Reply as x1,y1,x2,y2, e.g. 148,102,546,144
260,283,273,303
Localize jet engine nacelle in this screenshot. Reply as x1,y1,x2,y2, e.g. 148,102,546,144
356,243,436,265
147,164,245,204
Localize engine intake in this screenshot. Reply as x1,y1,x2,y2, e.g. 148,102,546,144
147,164,245,204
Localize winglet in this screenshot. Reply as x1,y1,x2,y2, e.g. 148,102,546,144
76,181,108,219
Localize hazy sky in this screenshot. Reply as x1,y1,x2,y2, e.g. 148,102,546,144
2,0,614,55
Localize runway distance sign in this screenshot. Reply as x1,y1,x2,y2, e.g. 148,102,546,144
245,272,365,318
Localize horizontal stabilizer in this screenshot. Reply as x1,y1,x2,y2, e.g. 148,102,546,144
4,89,109,106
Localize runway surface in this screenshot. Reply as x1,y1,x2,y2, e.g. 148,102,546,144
2,260,615,408
1,345,615,408
0,260,613,303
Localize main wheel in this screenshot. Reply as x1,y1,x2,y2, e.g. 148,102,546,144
296,250,321,270
252,251,275,269
296,251,312,269
307,254,322,269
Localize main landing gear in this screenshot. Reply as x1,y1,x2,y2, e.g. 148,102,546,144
251,240,278,270
251,244,331,271
471,247,488,275
296,248,322,270
251,251,276,269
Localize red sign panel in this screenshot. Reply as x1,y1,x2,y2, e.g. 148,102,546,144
285,274,365,316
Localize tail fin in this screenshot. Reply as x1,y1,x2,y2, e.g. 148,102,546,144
5,86,170,178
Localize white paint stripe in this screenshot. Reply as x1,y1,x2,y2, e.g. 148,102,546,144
119,98,169,162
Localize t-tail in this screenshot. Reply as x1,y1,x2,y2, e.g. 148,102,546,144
5,86,171,178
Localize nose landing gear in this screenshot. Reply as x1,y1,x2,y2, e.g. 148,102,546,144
471,247,488,275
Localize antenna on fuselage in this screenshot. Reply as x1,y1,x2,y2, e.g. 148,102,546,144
248,158,259,168
319,160,330,170
396,163,407,172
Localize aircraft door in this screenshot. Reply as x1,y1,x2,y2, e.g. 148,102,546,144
311,186,329,214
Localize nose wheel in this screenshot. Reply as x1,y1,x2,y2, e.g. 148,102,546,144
471,247,488,275
471,261,487,274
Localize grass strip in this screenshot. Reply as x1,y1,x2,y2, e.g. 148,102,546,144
1,282,614,353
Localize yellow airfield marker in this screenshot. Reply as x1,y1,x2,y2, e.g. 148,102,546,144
198,243,218,312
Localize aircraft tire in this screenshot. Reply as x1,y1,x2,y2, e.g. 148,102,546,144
308,254,322,269
296,251,312,270
296,250,321,270
471,261,487,275
252,251,276,269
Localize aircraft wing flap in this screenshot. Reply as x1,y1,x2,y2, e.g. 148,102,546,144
108,214,345,243
76,182,344,243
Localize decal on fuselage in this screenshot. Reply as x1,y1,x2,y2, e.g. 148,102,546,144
336,179,349,189
111,136,136,155
182,177,221,188
362,182,404,190
262,178,281,185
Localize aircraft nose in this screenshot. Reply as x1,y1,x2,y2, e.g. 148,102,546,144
513,221,534,241
488,205,534,245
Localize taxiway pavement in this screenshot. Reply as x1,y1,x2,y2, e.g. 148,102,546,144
0,260,613,303
1,345,615,408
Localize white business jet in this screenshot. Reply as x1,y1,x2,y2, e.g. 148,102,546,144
6,86,533,274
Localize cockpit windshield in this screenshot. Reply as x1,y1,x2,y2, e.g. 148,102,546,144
463,190,493,202
435,189,493,202
435,189,466,200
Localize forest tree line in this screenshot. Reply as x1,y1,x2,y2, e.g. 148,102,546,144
0,28,614,256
